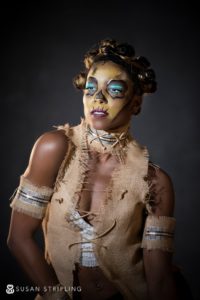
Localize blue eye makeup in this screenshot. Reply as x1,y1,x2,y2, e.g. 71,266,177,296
85,81,97,95
107,81,126,98
85,82,96,89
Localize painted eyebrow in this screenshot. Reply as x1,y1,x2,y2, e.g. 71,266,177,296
87,76,97,83
90,66,98,76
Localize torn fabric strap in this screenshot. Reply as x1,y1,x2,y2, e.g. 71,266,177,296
141,215,176,252
10,176,53,219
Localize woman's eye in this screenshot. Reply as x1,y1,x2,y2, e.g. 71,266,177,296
85,83,97,94
110,88,122,94
108,85,124,97
87,86,96,91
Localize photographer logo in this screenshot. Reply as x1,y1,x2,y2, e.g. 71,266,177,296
6,284,15,294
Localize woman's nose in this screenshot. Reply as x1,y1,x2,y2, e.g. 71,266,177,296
94,90,107,103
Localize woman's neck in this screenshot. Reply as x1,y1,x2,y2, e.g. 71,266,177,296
86,122,131,151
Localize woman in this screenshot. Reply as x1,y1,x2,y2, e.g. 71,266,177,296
7,39,178,300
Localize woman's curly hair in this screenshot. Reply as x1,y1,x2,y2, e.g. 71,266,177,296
73,39,157,96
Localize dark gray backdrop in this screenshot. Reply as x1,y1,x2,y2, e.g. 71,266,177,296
1,1,199,299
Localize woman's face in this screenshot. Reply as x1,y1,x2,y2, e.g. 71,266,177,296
83,61,135,131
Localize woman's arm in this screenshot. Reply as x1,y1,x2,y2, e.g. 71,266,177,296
143,165,178,300
8,211,59,288
7,129,68,291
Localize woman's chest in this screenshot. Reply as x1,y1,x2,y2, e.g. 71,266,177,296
77,153,119,223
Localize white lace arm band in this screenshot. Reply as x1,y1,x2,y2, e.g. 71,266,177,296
141,215,176,252
10,176,53,219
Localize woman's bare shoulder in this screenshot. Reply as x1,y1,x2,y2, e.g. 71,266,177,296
148,162,175,216
34,129,69,154
148,162,173,185
23,129,69,187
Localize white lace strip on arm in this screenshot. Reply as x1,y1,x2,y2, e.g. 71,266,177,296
10,176,53,219
141,215,176,252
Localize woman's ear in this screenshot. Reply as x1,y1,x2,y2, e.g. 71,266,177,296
129,95,143,115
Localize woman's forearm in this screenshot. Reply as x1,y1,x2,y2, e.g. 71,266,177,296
148,274,178,300
7,236,59,289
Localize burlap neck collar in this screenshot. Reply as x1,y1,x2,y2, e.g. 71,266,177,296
82,120,133,163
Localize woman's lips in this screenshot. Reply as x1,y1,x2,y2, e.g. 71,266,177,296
90,109,108,117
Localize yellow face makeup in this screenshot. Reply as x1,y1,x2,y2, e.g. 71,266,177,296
83,61,134,131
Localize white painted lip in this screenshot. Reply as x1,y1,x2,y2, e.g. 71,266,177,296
93,111,107,116
90,109,108,116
